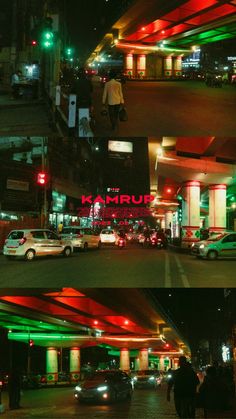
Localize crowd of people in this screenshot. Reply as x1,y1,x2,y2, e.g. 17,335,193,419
167,356,235,418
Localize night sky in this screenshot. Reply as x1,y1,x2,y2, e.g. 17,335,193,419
64,0,126,63
154,288,236,349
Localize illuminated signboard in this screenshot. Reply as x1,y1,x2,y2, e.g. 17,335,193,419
108,141,133,153
52,191,66,212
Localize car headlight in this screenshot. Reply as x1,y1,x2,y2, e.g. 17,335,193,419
75,386,82,392
167,374,172,379
97,385,108,392
199,244,205,249
148,376,155,381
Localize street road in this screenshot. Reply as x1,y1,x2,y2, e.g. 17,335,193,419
0,384,212,418
1,245,235,288
93,80,236,137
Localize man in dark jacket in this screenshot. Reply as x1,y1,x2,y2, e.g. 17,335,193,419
71,68,93,108
167,356,199,418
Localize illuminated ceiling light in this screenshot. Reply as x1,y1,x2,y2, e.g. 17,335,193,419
114,39,118,44
93,320,98,325
161,30,165,34
124,320,129,325
141,27,146,31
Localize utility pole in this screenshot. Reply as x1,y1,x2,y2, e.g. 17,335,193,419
41,138,48,228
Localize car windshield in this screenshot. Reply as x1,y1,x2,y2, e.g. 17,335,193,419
207,233,227,242
101,230,114,235
8,231,24,240
86,371,116,381
137,370,158,376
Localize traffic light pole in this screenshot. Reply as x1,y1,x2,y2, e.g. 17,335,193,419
41,138,48,229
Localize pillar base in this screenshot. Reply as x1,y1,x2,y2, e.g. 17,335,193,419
70,371,80,382
181,226,200,247
47,372,58,384
164,70,172,78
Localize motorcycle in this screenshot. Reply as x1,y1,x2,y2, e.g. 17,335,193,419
117,237,126,249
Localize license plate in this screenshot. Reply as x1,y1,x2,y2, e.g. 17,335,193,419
8,250,16,254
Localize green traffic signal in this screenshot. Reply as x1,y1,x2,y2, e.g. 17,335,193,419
42,30,54,48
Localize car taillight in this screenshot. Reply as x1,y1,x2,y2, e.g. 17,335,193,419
19,237,27,245
76,234,83,238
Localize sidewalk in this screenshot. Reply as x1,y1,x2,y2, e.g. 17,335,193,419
0,87,43,108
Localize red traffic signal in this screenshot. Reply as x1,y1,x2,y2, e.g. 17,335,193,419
37,172,47,185
31,40,37,46
29,339,34,347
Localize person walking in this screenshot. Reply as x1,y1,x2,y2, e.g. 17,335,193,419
167,356,199,418
198,366,231,418
102,70,124,130
71,68,93,109
57,222,63,234
11,70,22,99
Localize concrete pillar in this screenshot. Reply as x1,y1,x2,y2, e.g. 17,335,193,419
163,56,172,78
165,210,173,230
173,55,182,77
120,348,130,372
137,54,146,78
46,347,58,384
134,356,140,371
209,184,226,233
181,181,201,247
159,355,165,371
124,53,133,78
139,348,149,370
69,347,80,382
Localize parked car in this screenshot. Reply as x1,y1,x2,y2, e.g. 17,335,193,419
100,229,118,245
74,370,133,403
60,226,101,251
3,229,73,261
132,370,162,388
191,231,236,260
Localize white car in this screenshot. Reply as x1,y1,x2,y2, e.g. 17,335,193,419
100,229,118,244
3,229,73,261
60,226,101,250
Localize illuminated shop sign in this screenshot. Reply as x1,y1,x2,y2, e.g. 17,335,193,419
108,141,133,153
52,191,66,212
81,194,154,205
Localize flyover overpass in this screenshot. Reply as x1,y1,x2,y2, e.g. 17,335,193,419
0,288,189,382
88,0,236,78
148,137,236,244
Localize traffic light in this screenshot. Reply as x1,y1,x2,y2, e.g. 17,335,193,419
31,39,38,47
41,30,54,48
37,172,47,185
29,339,34,347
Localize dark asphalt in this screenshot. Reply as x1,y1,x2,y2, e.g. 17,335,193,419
0,384,213,418
93,80,236,137
0,245,235,288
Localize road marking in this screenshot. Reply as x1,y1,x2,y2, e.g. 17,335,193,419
165,252,171,287
174,255,190,288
